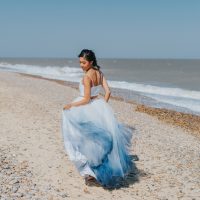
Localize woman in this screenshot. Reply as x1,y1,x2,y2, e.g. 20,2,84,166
62,49,134,188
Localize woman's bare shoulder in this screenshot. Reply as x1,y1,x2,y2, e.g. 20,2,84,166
82,74,91,85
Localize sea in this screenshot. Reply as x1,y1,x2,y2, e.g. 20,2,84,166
0,58,200,116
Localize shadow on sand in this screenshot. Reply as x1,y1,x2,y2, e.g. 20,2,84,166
86,154,145,190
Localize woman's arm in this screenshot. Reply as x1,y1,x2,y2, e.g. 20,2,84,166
63,76,91,110
102,75,111,102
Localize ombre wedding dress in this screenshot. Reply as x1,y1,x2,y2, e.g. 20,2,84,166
61,77,134,188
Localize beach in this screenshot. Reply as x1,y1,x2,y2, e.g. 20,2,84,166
0,71,199,199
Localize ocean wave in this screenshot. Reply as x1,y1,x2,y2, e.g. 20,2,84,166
0,62,200,115
108,80,200,100
0,62,83,82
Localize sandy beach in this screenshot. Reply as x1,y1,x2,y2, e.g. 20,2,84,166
0,71,199,199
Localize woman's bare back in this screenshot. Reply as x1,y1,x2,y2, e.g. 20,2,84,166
85,69,103,87
85,68,111,102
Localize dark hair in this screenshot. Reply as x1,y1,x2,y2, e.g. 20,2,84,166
78,49,100,70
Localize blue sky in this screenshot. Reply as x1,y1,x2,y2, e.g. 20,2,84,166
0,0,199,58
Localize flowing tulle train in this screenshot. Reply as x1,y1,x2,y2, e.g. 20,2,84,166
61,96,134,188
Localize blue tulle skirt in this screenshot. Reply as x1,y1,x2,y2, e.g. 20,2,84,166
61,96,134,188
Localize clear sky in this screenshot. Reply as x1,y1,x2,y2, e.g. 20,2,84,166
0,0,199,58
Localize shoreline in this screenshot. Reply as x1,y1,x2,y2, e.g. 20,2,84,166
18,72,200,138
17,72,137,104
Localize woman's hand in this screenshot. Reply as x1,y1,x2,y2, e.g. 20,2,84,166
63,104,72,110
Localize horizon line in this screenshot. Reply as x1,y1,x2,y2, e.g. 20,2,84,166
0,56,200,60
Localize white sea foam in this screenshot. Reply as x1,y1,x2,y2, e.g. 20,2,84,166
144,94,200,114
108,81,200,100
108,81,200,114
0,62,83,82
1,62,200,115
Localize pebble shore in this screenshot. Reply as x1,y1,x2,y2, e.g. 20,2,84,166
0,145,42,199
0,71,199,199
136,105,200,138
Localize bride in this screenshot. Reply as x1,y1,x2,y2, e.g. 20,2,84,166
62,49,134,188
